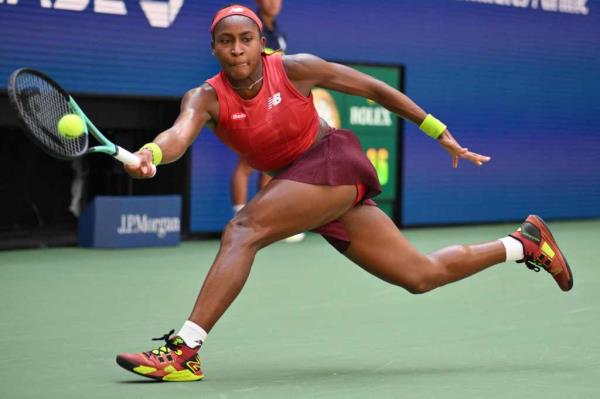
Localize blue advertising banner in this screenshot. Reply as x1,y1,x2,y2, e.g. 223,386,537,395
3,1,598,228
190,0,600,230
78,195,181,248
0,0,223,97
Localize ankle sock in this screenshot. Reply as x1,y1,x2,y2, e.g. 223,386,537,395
177,320,207,349
499,236,525,262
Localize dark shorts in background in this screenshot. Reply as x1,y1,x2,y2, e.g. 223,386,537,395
274,128,382,253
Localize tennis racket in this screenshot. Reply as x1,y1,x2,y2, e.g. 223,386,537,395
7,68,155,175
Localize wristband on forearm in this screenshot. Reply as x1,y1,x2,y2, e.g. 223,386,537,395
419,114,447,139
139,142,163,166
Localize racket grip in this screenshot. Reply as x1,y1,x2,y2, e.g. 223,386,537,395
115,146,157,177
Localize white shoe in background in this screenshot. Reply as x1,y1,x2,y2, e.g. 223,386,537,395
284,232,305,243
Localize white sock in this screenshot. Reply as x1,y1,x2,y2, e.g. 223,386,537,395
177,320,207,348
232,204,245,214
499,237,525,262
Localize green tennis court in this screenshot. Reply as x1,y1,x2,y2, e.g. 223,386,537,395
1,220,599,399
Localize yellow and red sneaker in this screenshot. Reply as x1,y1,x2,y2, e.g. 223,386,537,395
510,215,573,291
116,330,204,382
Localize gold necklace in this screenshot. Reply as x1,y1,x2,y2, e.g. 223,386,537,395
229,71,263,91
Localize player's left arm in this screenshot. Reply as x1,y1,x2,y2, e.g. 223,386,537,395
285,53,490,168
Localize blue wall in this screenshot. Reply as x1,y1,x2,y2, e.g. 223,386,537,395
2,1,598,229
0,0,222,97
280,1,600,225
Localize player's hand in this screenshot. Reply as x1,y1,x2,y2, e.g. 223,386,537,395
437,130,491,168
124,149,156,179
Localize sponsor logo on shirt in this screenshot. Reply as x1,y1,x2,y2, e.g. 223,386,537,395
231,112,247,120
267,92,282,110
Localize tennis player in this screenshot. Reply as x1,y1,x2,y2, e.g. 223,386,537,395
117,5,573,382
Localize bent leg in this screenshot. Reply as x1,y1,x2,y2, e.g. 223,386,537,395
189,180,356,331
338,205,506,294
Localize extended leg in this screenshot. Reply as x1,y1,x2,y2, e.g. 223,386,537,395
190,180,357,331
338,206,572,294
338,205,507,293
116,180,357,381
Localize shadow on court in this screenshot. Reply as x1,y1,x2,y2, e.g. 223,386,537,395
205,362,583,383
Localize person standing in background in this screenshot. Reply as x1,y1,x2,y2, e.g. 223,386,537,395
257,0,287,54
230,0,304,242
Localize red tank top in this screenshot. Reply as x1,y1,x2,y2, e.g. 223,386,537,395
206,54,320,171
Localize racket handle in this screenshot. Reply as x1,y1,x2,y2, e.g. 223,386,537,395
115,146,157,177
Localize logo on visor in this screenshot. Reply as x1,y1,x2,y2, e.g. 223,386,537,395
230,7,245,13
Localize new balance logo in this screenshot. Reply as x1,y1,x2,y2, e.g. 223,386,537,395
186,356,202,372
267,92,282,110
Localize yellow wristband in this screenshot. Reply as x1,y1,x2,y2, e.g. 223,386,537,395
419,114,447,139
140,142,163,166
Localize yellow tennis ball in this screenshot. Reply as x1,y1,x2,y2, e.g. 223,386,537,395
57,114,85,138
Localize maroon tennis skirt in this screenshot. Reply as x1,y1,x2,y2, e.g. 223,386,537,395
274,128,381,252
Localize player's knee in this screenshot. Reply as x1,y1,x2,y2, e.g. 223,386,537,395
404,278,434,295
403,261,441,294
409,282,436,294
221,214,265,251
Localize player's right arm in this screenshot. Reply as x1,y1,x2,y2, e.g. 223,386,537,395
125,83,217,178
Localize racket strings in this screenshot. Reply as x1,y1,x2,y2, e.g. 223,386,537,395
14,72,87,158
